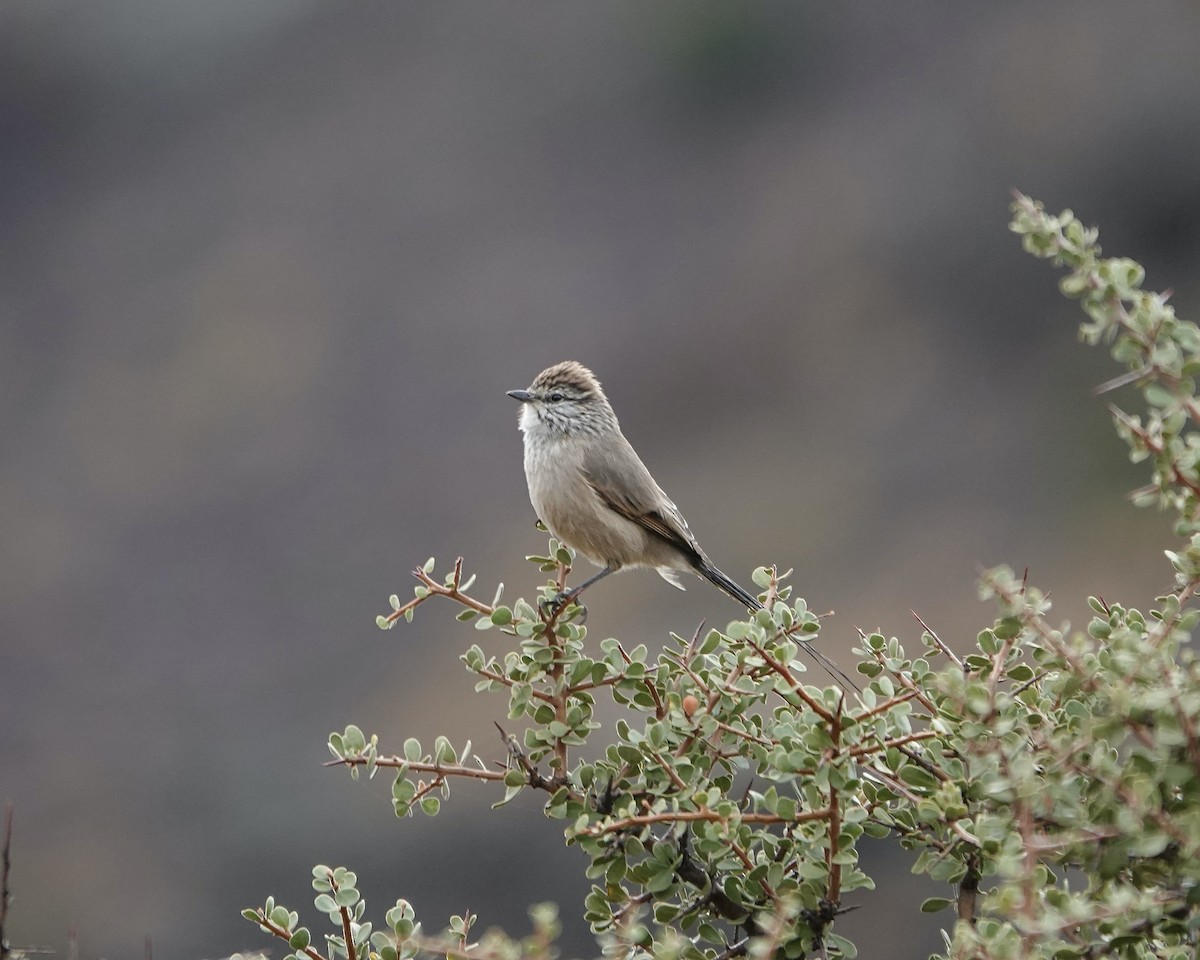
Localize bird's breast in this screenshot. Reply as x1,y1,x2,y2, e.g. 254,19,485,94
521,434,643,567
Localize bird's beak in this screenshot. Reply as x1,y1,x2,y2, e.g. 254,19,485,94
507,389,534,402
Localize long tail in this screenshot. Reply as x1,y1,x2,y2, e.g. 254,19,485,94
699,563,764,613
698,562,860,692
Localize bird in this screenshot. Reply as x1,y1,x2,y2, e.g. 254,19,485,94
507,360,855,689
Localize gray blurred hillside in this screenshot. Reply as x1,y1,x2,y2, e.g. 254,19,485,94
2,3,1199,958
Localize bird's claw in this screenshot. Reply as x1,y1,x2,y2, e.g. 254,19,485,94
539,592,587,624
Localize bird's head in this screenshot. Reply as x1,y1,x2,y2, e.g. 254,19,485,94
507,361,617,437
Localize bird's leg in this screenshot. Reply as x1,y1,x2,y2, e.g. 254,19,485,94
558,564,616,606
542,565,616,620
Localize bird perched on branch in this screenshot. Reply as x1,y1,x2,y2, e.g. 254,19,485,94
508,360,855,689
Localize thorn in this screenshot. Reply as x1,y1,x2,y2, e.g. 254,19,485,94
1093,366,1149,396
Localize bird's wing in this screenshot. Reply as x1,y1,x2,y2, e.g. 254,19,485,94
581,439,704,563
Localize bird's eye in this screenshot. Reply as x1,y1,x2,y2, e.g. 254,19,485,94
549,392,565,403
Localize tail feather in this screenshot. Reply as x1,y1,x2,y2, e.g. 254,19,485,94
657,567,688,591
697,562,860,692
699,563,764,612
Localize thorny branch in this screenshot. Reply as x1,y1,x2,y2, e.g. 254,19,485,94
365,553,952,953
382,557,496,626
581,805,834,837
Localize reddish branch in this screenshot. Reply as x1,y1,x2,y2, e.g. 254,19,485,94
582,805,833,837
911,610,964,670
327,756,507,781
382,558,495,627
251,912,327,960
615,640,666,719
742,636,835,722
984,572,1161,753
1109,405,1200,501
476,665,555,702
826,699,843,904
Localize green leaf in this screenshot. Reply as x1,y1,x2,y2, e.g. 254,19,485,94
314,893,337,914
898,764,939,790
698,629,724,655
493,783,524,808
1144,383,1175,408
343,725,366,753
920,897,952,913
434,736,456,763
993,617,1021,640
645,865,676,894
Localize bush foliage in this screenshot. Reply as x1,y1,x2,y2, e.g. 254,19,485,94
243,196,1200,960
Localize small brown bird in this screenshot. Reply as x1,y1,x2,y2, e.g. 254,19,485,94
507,361,856,689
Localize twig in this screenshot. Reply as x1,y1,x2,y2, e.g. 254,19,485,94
714,937,749,960
616,641,666,719
1109,404,1200,499
709,718,773,747
826,702,843,905
326,756,506,780
854,689,921,721
582,805,832,837
896,744,951,783
857,628,941,716
494,722,565,794
911,610,963,670
1093,365,1152,396
383,558,495,626
985,571,1159,751
327,870,357,960
675,660,745,758
847,730,937,760
682,619,708,663
251,911,328,960
476,666,555,702
728,835,777,903
646,748,689,794
742,636,835,722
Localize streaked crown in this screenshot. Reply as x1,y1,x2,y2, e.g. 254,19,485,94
529,361,605,403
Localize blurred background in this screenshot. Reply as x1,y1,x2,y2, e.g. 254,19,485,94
3,3,1200,958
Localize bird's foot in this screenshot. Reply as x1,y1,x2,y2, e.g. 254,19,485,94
539,591,587,624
